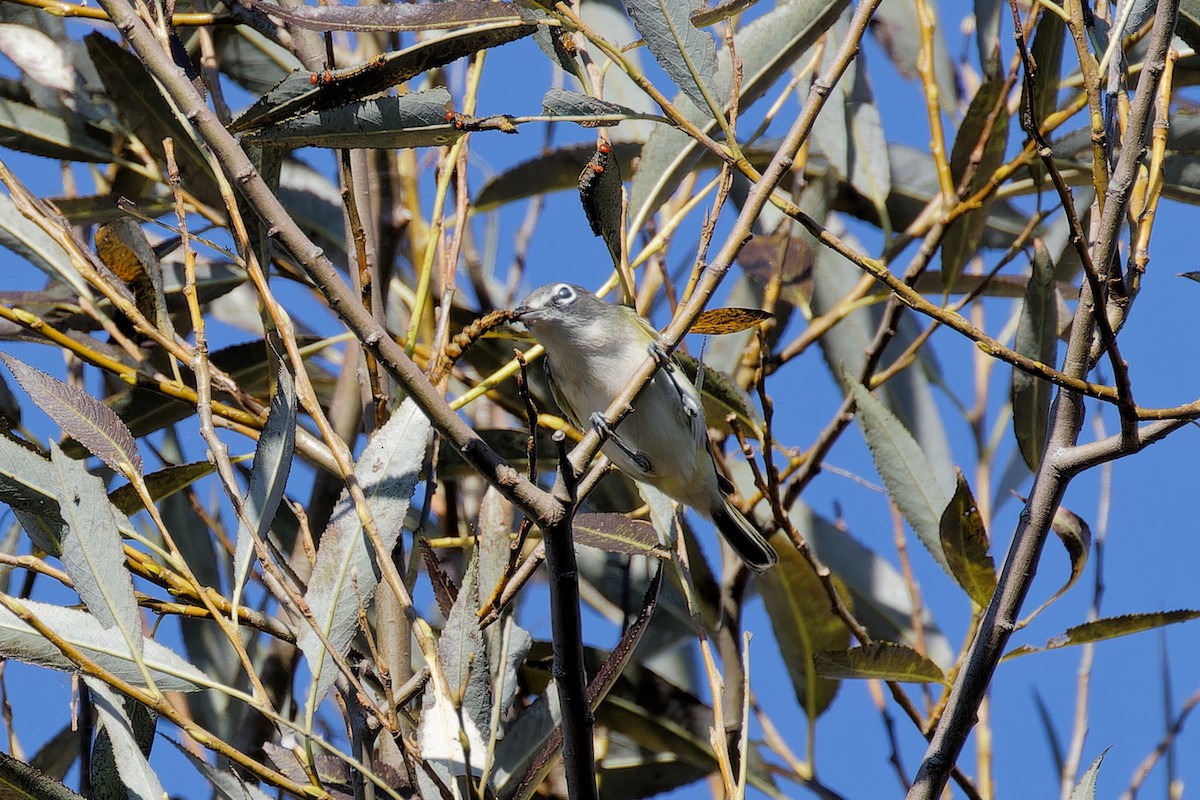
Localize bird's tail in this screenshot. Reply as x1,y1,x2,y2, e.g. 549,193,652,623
710,498,778,572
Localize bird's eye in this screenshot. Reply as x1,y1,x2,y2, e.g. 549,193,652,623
553,285,576,304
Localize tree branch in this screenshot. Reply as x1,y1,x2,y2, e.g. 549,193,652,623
93,0,563,533
904,0,1181,796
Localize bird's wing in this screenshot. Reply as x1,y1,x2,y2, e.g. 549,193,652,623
543,356,585,430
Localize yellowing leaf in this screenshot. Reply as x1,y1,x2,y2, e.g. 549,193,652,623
690,307,773,335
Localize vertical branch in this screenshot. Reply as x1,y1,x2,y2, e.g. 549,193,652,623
545,434,597,800
913,0,954,201
905,1,1180,796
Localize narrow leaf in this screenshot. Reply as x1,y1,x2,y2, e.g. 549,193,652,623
230,22,534,132
541,88,644,125
0,23,74,91
0,354,141,474
233,365,297,609
675,354,764,440
869,0,957,107
1024,10,1066,137
758,532,849,717
782,497,953,666
573,513,667,558
0,597,208,691
849,381,954,576
1069,750,1109,800
1049,504,1091,597
624,0,725,113
163,736,273,800
938,470,996,606
811,13,891,219
244,0,522,30
1005,611,1200,660
0,751,84,800
0,435,67,554
107,460,219,517
629,0,848,228
300,398,431,709
418,554,489,790
814,642,947,683
240,90,467,150
941,56,1009,289
1012,240,1058,470
49,443,141,654
86,33,218,205
473,142,642,211
0,192,89,299
1018,500,1092,618
85,680,163,800
0,99,114,162
577,141,624,267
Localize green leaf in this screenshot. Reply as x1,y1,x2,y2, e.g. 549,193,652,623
299,398,431,710
162,736,273,800
49,443,141,655
86,680,162,800
625,0,726,113
849,381,954,577
629,0,849,230
1069,750,1109,800
814,642,948,683
782,498,953,666
244,0,523,31
1005,611,1200,660
1049,503,1091,599
1012,240,1059,471
577,141,624,267
938,470,996,606
0,354,141,474
1024,9,1066,132
541,88,646,126
240,89,469,150
869,0,957,108
574,513,668,559
811,229,955,484
0,598,208,691
0,751,84,800
212,25,299,95
941,56,1010,289
230,21,534,132
592,662,776,793
1177,0,1200,55
417,553,489,794
810,14,891,224
233,365,296,610
758,531,849,718
0,192,89,299
0,436,67,555
474,141,643,211
107,460,220,517
492,569,674,799
85,33,219,206
0,99,114,162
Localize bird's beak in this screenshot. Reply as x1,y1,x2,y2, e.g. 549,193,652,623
511,305,543,322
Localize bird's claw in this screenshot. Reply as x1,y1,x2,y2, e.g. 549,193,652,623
589,412,652,473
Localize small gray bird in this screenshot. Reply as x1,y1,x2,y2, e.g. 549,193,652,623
513,283,777,572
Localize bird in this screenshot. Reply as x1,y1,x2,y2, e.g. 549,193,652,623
512,282,777,572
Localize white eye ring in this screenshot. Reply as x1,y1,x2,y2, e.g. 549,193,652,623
553,284,576,304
